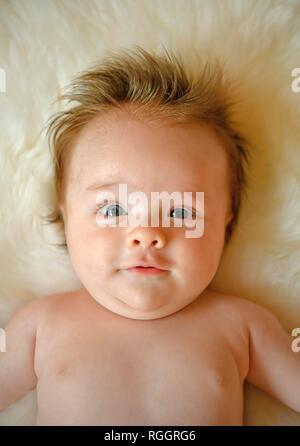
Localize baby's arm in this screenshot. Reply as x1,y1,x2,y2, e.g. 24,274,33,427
0,298,41,411
245,301,300,412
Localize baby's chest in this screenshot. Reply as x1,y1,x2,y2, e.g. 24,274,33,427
36,326,244,425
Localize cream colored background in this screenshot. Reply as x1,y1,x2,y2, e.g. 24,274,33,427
0,0,300,425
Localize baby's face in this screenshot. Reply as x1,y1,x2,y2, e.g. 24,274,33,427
59,109,233,320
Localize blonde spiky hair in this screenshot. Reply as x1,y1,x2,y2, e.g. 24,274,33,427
42,45,250,249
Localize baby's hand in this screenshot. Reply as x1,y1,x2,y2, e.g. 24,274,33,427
245,302,300,413
0,298,41,411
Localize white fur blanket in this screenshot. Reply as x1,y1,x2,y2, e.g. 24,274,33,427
0,0,300,426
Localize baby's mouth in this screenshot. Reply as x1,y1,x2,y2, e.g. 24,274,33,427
119,259,170,276
126,266,168,276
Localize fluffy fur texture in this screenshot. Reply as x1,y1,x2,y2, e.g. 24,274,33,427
0,0,300,426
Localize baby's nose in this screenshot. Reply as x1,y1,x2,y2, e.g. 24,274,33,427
125,227,166,249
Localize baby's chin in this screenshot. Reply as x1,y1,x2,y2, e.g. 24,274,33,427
81,270,205,320
96,294,177,320
89,288,191,321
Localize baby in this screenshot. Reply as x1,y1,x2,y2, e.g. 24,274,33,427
1,46,299,426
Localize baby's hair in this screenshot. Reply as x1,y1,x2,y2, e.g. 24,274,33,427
42,45,250,249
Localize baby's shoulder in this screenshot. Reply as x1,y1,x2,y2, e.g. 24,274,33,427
35,289,84,323
41,289,81,306
204,289,275,328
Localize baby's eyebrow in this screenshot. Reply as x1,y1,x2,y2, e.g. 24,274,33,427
86,183,204,193
84,179,207,198
85,181,120,192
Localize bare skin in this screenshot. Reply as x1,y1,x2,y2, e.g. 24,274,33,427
1,110,299,424
34,288,247,426
1,286,299,425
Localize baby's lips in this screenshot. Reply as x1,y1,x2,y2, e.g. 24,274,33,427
119,259,170,271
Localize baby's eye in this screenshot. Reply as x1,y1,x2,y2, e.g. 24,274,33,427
96,202,127,218
170,207,194,219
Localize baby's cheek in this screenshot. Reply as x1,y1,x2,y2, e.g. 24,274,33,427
85,227,123,265
184,238,221,281
189,252,214,283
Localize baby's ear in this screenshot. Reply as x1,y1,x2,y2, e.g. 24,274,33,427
58,202,65,221
226,211,234,225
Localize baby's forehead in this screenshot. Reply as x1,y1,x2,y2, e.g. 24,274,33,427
65,111,230,192
72,111,228,160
